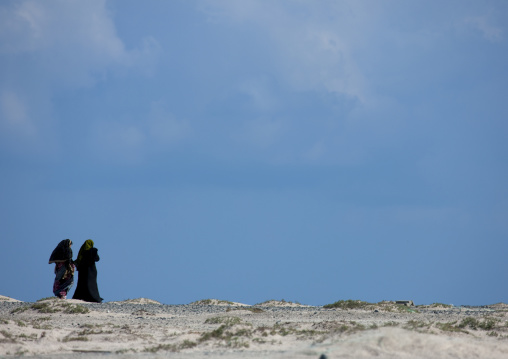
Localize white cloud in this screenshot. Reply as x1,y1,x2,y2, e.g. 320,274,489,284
0,0,132,86
0,1,45,53
465,16,503,42
0,0,160,155
0,90,35,137
198,0,508,166
200,0,367,101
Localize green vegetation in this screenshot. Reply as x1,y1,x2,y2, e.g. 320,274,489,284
383,321,399,327
36,297,56,302
63,336,89,342
433,317,500,334
115,349,135,354
246,307,265,313
205,316,243,326
10,300,89,315
226,306,265,313
199,325,251,348
0,329,16,343
79,323,96,329
404,320,432,331
29,303,59,313
76,328,113,336
458,317,498,331
199,315,258,348
323,299,371,310
32,323,52,330
180,339,198,349
18,333,37,341
322,299,420,313
144,340,198,353
429,303,453,308
436,321,468,333
62,303,89,314
32,301,89,314
10,306,29,314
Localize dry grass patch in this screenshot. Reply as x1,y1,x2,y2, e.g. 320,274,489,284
0,329,16,343
144,341,198,353
62,336,89,342
11,299,89,315
205,316,244,326
323,300,418,313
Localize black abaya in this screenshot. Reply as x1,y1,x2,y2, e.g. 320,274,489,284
72,247,103,303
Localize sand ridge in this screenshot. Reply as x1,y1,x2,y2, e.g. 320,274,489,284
1,295,508,358
0,295,21,303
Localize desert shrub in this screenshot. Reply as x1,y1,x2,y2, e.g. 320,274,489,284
430,303,453,308
404,320,430,330
200,325,228,341
36,297,56,302
10,306,29,314
247,307,265,313
383,321,399,327
144,344,178,353
205,316,242,326
200,324,253,343
180,340,197,349
62,303,90,314
459,317,479,330
478,318,497,331
18,333,37,341
0,329,16,343
436,321,467,333
323,300,371,310
30,303,59,313
457,317,498,331
226,306,265,313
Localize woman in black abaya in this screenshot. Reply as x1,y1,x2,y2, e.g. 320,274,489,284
72,239,103,303
48,239,75,299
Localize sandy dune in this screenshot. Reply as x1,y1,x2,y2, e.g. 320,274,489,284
1,296,508,358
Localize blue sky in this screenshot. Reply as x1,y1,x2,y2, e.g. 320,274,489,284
1,0,507,306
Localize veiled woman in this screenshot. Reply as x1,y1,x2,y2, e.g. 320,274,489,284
72,239,103,303
48,239,75,299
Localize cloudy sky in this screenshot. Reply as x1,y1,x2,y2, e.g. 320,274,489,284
1,0,507,306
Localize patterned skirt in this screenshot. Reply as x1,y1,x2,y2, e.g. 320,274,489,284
53,262,75,298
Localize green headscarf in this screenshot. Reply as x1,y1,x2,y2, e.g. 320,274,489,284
75,239,94,268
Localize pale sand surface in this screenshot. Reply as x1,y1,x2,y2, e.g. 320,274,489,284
1,295,508,358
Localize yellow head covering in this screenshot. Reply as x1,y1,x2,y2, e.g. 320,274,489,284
75,239,94,267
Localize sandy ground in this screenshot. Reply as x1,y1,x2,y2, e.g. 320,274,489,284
1,295,508,358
